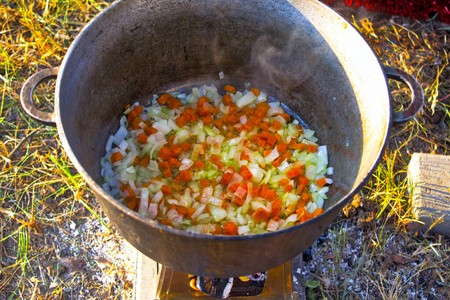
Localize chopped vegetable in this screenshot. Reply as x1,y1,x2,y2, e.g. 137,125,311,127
101,84,332,235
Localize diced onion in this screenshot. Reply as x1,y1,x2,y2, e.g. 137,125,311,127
102,84,332,235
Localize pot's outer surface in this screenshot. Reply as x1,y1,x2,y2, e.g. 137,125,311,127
53,0,390,277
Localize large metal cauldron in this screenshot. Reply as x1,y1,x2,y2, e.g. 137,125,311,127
20,0,423,277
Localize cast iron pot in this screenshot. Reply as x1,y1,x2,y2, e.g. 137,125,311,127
21,0,423,277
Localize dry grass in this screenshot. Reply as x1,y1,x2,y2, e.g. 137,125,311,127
301,5,450,299
1,1,450,299
0,1,135,299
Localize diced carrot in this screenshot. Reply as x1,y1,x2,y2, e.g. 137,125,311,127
196,106,211,117
250,88,260,96
177,206,187,216
210,154,221,164
243,107,255,116
211,225,223,235
296,199,307,209
169,144,182,157
127,110,139,123
272,157,283,168
157,93,172,105
159,161,170,169
252,185,260,197
181,142,191,151
167,97,183,109
199,178,210,188
134,105,143,115
267,134,277,146
168,157,181,167
161,184,172,196
193,160,205,169
258,137,267,147
130,117,143,130
226,115,240,125
279,179,290,186
316,177,327,188
240,153,250,161
292,143,307,151
263,149,271,157
243,120,255,131
296,184,305,195
279,113,290,122
227,182,240,193
166,134,175,146
307,144,318,153
223,85,237,94
144,126,158,135
186,208,196,219
260,130,270,139
179,169,193,182
228,103,238,115
255,105,269,119
184,106,195,114
272,119,282,130
277,143,288,154
160,218,171,225
271,199,282,218
223,221,238,235
123,184,136,198
176,115,187,127
222,201,228,209
286,168,301,179
241,181,248,191
296,206,306,217
203,115,213,124
158,147,172,160
312,208,324,218
197,95,209,107
299,175,309,186
253,207,270,222
260,121,270,130
234,196,245,206
110,151,123,163
213,118,223,127
133,156,140,164
125,197,139,211
137,134,148,144
140,157,150,167
239,165,253,180
265,189,277,201
222,94,233,105
301,192,312,202
260,184,270,198
125,104,131,110
284,184,293,192
162,168,172,178
221,172,233,185
300,212,313,223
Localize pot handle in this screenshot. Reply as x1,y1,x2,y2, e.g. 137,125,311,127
20,67,59,125
383,66,424,123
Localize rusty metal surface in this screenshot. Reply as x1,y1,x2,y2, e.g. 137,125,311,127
20,0,423,277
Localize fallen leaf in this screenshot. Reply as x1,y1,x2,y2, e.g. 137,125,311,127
392,254,406,264
59,257,86,273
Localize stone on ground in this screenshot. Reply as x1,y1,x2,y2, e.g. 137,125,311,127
408,153,450,235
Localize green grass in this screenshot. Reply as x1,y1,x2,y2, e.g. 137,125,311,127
1,1,116,298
